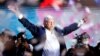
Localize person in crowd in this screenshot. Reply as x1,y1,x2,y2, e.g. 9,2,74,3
94,42,100,56
66,32,95,56
0,41,4,56
3,39,16,56
0,29,16,56
16,32,33,56
0,29,14,43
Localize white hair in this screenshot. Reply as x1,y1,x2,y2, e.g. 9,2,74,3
44,15,54,21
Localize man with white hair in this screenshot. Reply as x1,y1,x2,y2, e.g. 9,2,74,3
8,3,88,56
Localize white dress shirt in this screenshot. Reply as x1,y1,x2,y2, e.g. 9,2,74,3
43,29,60,51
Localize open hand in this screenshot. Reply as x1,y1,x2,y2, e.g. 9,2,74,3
7,2,19,13
82,16,90,24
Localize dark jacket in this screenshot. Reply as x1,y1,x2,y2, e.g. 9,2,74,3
19,17,79,56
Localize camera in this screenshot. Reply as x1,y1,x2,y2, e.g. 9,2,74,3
74,32,90,48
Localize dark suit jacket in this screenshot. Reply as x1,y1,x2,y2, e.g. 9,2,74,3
18,17,79,46
18,17,79,56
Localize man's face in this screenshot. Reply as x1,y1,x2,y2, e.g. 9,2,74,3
44,18,55,30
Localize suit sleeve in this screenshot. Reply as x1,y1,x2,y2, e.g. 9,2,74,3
62,23,79,36
18,17,38,35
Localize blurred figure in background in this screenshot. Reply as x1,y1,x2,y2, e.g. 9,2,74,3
40,0,67,10
0,0,7,6
0,41,4,56
66,32,95,56
94,42,100,56
3,40,16,56
17,0,39,6
0,29,16,56
0,29,15,43
16,32,33,56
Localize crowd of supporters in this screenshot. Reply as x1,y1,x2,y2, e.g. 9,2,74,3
0,29,99,56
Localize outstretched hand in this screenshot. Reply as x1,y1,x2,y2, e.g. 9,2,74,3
82,16,90,24
7,2,20,14
7,2,23,18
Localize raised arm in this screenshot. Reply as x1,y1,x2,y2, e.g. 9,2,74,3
62,23,79,35
7,2,38,35
62,17,87,36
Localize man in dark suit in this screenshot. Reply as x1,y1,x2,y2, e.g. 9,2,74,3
8,2,88,56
